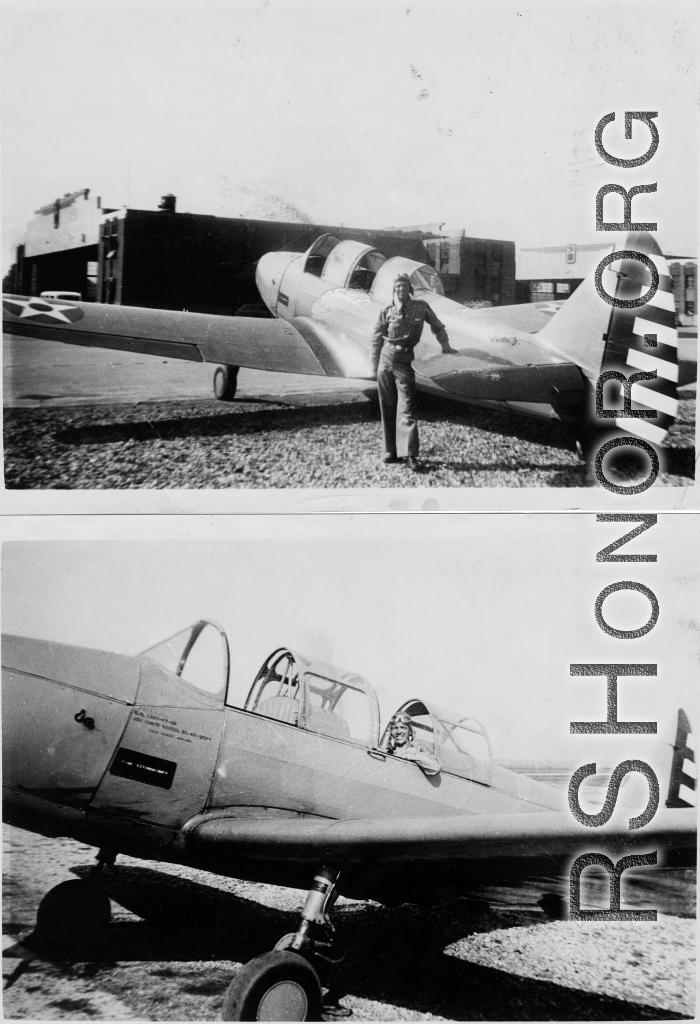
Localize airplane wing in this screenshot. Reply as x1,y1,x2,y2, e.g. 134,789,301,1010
2,295,360,379
183,804,694,867
481,301,566,334
414,349,588,404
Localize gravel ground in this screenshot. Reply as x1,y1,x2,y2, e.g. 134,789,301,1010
3,826,695,1020
3,388,695,489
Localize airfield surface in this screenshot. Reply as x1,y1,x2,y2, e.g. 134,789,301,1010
3,336,696,490
2,824,695,1021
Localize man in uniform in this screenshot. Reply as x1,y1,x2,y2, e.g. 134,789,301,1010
371,273,456,470
386,713,441,776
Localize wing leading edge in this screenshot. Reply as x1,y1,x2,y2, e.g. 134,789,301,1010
2,296,353,378
182,805,695,865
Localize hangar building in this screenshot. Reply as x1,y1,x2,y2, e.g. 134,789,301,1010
5,191,516,314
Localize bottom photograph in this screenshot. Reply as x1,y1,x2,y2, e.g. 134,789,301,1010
1,516,696,1022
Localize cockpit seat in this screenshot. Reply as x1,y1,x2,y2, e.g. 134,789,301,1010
256,695,300,726
306,707,351,740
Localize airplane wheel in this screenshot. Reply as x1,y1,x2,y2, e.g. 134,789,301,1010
214,365,239,402
221,951,322,1021
35,880,111,947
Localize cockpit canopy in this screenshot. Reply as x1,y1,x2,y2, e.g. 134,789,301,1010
382,699,492,784
302,233,444,301
141,623,490,784
141,620,230,700
245,648,380,747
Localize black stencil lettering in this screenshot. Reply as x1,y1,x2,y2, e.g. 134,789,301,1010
568,760,659,830
596,514,657,563
595,581,659,639
595,370,658,419
596,183,657,231
569,851,657,920
570,664,657,734
595,437,659,495
594,112,659,168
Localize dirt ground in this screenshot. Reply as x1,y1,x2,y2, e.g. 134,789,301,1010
2,825,695,1021
4,335,696,490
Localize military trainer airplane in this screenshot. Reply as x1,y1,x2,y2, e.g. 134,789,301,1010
2,230,680,449
2,621,696,1020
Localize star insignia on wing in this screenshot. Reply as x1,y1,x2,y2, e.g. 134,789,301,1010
2,297,84,323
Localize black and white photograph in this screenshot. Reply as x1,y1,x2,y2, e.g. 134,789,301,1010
1,1,697,508
1,513,697,1020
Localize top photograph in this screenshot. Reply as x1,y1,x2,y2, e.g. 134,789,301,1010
2,1,697,510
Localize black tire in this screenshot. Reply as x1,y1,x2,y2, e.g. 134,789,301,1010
214,364,239,402
221,951,322,1022
35,879,111,948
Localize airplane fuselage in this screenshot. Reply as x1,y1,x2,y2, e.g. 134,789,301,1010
255,239,584,422
2,632,564,899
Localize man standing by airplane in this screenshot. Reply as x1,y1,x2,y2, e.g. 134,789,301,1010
371,273,456,471
387,713,441,775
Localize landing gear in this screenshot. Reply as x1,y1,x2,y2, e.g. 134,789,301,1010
221,951,322,1021
33,849,116,952
221,865,345,1021
214,365,239,402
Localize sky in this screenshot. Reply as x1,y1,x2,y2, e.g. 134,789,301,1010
2,513,698,775
2,1,697,274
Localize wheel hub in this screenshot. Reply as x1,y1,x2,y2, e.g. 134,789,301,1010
256,980,308,1021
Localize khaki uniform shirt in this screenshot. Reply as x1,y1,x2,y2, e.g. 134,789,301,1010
371,298,449,374
393,742,442,776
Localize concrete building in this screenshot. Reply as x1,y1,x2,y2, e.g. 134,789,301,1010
516,242,697,330
4,189,117,299
388,225,515,306
667,258,696,329
514,241,613,303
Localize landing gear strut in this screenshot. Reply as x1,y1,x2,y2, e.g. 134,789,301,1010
34,848,116,953
221,865,346,1021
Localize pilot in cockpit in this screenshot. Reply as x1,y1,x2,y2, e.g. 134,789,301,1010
387,713,441,776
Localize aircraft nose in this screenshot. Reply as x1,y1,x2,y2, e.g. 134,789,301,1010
255,252,298,314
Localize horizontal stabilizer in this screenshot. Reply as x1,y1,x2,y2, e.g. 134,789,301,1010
416,356,588,404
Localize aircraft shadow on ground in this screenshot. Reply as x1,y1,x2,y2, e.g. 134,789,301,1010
49,395,585,456
48,393,695,474
18,865,688,1021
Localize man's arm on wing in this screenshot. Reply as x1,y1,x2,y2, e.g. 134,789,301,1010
423,302,456,354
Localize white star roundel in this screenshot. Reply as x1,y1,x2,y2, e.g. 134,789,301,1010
3,297,84,324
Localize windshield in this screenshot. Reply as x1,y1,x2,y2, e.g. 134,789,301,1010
305,672,373,744
411,265,444,295
141,620,229,697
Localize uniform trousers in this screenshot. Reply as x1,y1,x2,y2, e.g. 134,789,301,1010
377,349,419,458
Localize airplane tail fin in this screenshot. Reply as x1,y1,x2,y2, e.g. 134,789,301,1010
666,708,696,809
538,232,679,445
